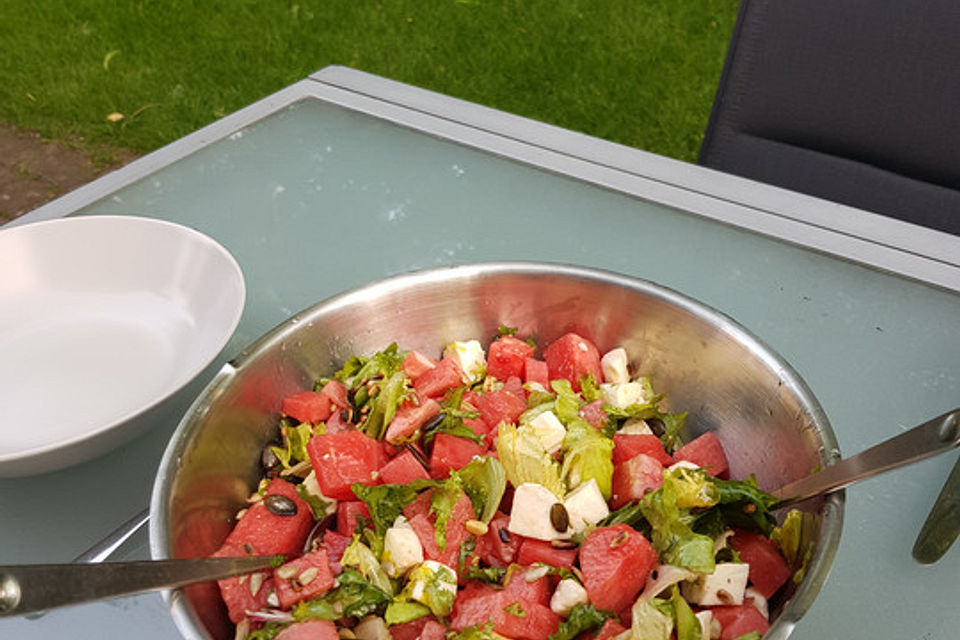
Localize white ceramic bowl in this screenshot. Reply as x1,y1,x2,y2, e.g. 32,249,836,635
0,215,245,477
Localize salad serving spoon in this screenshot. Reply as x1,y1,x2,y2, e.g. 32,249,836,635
1,409,957,618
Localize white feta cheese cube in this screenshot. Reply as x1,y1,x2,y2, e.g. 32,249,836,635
681,563,750,606
562,478,609,533
619,418,654,435
444,340,486,383
382,526,423,578
508,482,572,540
600,348,630,384
549,578,589,616
526,410,566,454
301,471,338,516
601,381,648,409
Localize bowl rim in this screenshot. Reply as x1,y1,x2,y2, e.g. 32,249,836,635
150,261,843,640
0,215,246,473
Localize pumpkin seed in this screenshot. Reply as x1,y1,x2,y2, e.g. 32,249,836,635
404,442,430,471
264,494,298,516
422,412,447,434
550,503,570,532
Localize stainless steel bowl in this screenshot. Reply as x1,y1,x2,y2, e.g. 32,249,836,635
150,262,843,640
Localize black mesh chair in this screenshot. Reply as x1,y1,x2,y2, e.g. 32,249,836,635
699,0,960,235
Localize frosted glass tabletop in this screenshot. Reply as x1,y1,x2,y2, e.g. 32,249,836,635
1,69,957,640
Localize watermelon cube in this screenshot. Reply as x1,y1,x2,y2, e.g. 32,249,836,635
672,432,730,478
306,430,384,500
543,333,602,392
610,453,664,508
579,524,658,612
273,547,335,609
487,335,536,380
729,530,792,598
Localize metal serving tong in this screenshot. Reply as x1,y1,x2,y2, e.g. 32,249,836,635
2,410,957,618
0,555,281,617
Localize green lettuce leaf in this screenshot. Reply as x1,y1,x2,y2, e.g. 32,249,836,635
669,585,702,640
328,343,412,440
385,600,432,625
600,500,649,531
550,379,583,424
464,564,508,584
771,508,817,584
495,422,565,498
296,483,333,520
270,419,314,469
293,567,391,621
560,417,615,499
352,482,423,546
363,370,411,440
431,475,465,551
578,375,604,403
246,622,290,640
549,603,614,640
450,623,498,640
456,456,508,524
667,467,720,509
630,597,673,640
401,561,458,617
341,536,395,596
641,472,716,574
423,385,485,446
708,475,778,535
332,342,406,387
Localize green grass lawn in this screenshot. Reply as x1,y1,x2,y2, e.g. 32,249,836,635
0,1,738,163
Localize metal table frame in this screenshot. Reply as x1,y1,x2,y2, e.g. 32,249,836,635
15,66,960,293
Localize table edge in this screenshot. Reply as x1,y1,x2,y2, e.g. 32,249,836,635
9,65,960,294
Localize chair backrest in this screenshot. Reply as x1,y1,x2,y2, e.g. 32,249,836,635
699,0,960,235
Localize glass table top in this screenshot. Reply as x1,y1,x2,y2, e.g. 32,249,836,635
1,85,957,640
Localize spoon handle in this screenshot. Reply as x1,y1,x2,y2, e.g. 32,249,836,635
772,409,960,506
912,455,960,564
0,556,280,617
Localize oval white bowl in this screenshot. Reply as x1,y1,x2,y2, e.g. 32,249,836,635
0,215,245,476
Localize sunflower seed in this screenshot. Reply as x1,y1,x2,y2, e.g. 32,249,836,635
264,494,298,516
298,567,319,586
609,530,630,549
276,565,298,580
465,520,489,536
524,565,550,582
550,503,570,532
550,539,578,550
249,572,264,596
